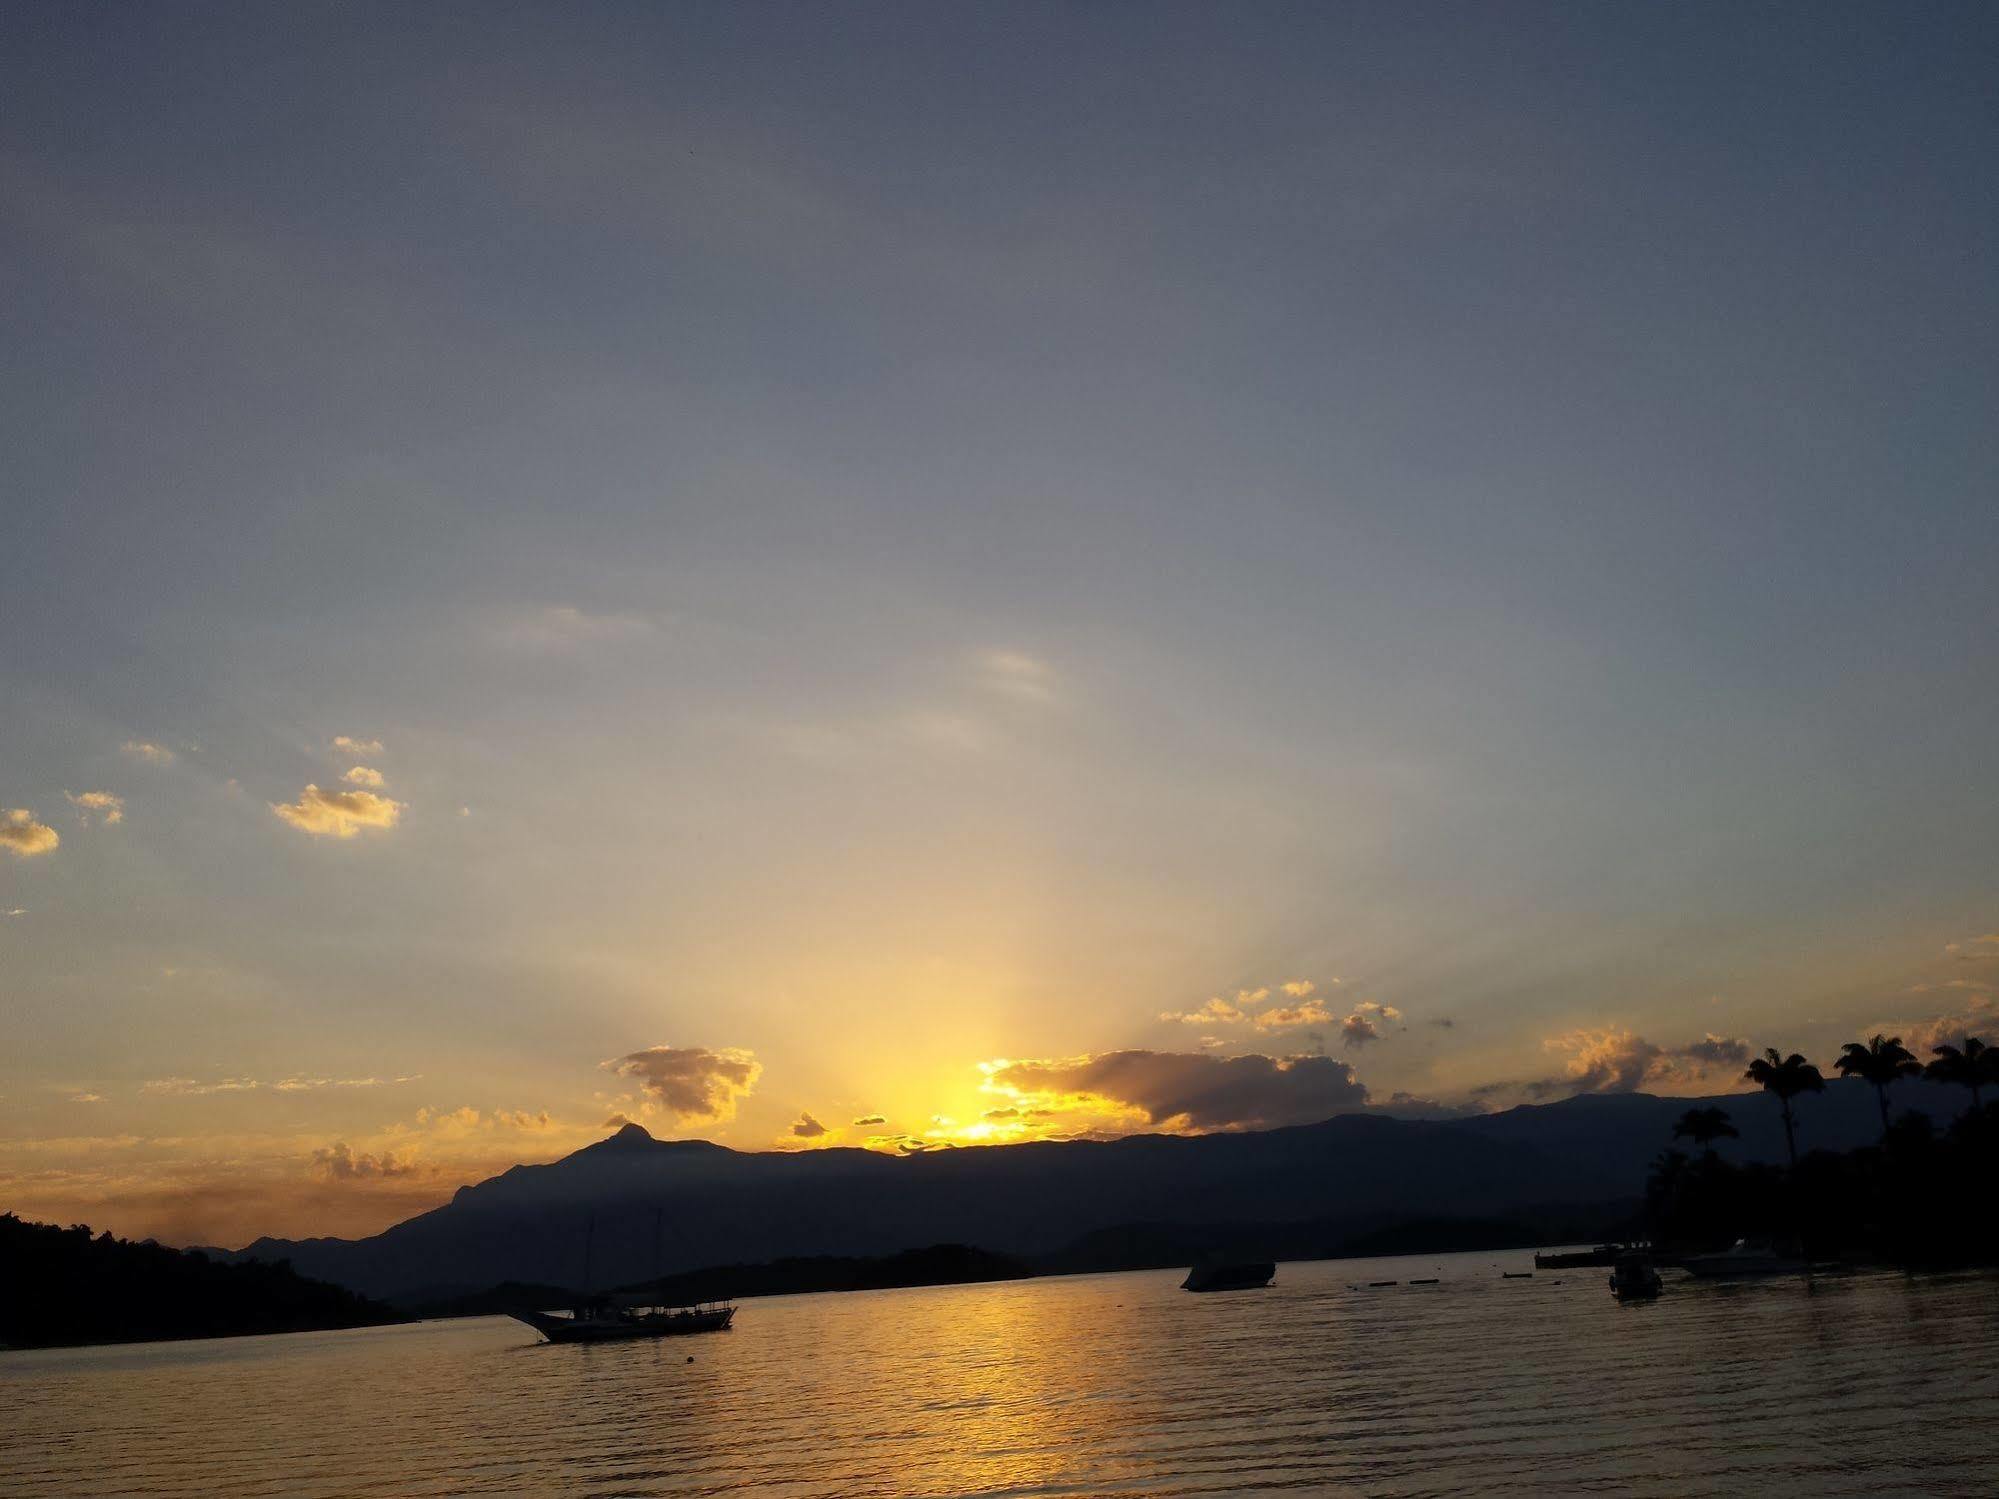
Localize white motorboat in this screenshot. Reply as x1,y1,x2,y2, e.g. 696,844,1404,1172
1678,1239,1808,1279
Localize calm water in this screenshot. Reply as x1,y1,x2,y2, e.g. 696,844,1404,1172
5,1252,1997,1497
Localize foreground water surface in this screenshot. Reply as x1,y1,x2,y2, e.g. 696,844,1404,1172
5,1251,1996,1497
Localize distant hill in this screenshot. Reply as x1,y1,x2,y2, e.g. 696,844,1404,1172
225,1078,1970,1301
0,1213,408,1348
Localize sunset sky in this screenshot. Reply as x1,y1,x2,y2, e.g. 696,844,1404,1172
4,4,1996,1247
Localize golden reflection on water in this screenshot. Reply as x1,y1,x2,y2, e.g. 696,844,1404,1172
4,1254,1999,1498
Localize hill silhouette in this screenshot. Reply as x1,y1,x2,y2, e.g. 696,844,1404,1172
1,1213,407,1348
224,1080,1956,1301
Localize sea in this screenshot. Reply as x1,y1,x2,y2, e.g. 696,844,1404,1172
4,1250,1996,1497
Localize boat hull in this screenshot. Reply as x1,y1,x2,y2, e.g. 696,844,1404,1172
510,1307,736,1343
1181,1261,1275,1292
1679,1257,1807,1279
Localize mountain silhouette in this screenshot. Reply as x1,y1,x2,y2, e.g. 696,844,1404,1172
229,1079,1962,1300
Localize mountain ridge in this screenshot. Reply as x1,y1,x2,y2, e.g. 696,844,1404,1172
226,1078,1973,1299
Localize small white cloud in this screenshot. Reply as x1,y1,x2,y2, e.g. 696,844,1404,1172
122,740,175,764
331,736,385,757
67,1091,104,1104
977,649,1056,703
272,784,404,838
340,766,386,788
65,790,124,825
3,908,25,918
0,810,59,858
498,605,659,651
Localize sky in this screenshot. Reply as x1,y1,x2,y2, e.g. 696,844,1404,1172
3,2,1996,1248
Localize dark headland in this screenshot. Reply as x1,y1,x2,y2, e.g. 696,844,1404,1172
0,1213,407,1350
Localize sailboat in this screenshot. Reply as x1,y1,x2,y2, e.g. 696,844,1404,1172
511,1206,737,1344
509,1300,736,1343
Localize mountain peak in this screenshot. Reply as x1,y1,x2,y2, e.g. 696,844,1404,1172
608,1121,654,1145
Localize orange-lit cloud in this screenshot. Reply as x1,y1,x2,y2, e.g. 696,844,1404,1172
1339,1000,1403,1048
141,1074,416,1096
121,740,175,764
340,765,386,788
603,1044,762,1122
0,809,59,857
330,735,384,757
1529,1029,1753,1097
1159,987,1271,1026
1257,998,1332,1030
980,1048,1369,1132
311,1142,416,1180
65,790,124,825
271,783,404,837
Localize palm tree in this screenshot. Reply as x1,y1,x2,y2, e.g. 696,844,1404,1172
1835,1034,1922,1138
1924,1037,1994,1112
1745,1048,1825,1170
1671,1106,1739,1158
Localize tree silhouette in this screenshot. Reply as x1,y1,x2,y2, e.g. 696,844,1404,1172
1924,1037,1994,1113
1671,1106,1739,1158
1745,1048,1825,1170
1836,1034,1922,1138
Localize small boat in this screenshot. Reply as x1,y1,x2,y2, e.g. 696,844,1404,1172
1502,1271,1533,1279
510,1299,736,1343
1608,1252,1662,1301
1678,1238,1808,1279
1181,1255,1275,1292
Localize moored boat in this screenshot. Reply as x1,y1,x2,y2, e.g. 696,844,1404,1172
510,1300,736,1343
1607,1252,1662,1301
1678,1239,1808,1279
1181,1256,1275,1292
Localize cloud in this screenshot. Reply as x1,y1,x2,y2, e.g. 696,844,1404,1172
602,1112,637,1130
865,1133,939,1154
980,1049,1370,1132
1947,932,1999,962
498,605,659,652
1279,980,1318,998
1338,1001,1403,1048
141,1075,414,1096
788,1112,828,1139
1676,1034,1752,1067
976,649,1056,703
330,736,385,757
271,784,404,838
4,908,24,917
310,1142,416,1181
340,766,385,788
490,1109,554,1130
0,810,59,857
1257,998,1332,1030
1875,993,1996,1057
851,1114,886,1126
65,791,124,825
603,1045,762,1122
122,740,175,764
1159,988,1273,1026
1430,1017,1456,1029
982,1106,1019,1119
67,1092,104,1104
1530,1030,1754,1097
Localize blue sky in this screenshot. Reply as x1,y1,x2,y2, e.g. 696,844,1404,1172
2,3,1995,1244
